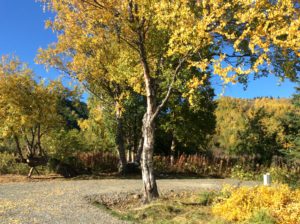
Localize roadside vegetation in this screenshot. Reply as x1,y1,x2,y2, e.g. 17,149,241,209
93,185,299,224
1,76,299,185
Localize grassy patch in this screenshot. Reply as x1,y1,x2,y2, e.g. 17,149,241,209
247,209,276,224
90,184,300,224
91,191,231,224
92,201,137,222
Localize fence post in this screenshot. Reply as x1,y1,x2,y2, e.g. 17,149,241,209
263,173,271,186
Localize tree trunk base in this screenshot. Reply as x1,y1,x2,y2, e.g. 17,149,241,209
142,185,159,204
27,167,40,178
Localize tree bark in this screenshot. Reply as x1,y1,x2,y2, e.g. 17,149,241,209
36,124,44,156
135,113,146,164
13,135,24,160
170,137,176,166
140,48,160,201
115,109,127,174
135,136,143,164
141,113,159,202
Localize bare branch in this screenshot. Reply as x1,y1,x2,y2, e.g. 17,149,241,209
13,135,24,160
119,35,140,52
150,58,185,122
80,0,105,10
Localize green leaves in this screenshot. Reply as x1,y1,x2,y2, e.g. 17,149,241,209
215,97,296,160
0,56,79,158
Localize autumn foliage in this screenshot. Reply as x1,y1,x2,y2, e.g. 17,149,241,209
212,185,300,224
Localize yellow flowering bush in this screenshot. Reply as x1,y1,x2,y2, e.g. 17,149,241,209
212,185,300,224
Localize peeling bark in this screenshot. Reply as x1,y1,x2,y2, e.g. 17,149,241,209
139,42,160,201
141,113,159,202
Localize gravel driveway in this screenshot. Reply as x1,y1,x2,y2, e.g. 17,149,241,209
0,178,259,224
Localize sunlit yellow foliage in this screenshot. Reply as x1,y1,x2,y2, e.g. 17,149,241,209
215,97,297,155
183,74,208,106
0,56,73,157
39,0,299,97
212,184,300,224
0,56,60,136
78,98,116,151
251,98,296,146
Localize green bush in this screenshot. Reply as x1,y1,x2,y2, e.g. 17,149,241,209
247,209,276,224
154,156,171,173
46,129,87,160
197,191,219,206
0,152,28,175
230,165,257,180
268,166,300,188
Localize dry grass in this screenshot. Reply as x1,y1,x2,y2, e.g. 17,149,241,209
0,174,64,184
94,190,231,224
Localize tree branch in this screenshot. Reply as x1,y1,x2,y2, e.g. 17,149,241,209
119,35,140,52
151,59,185,122
21,128,32,155
13,134,24,160
81,0,105,10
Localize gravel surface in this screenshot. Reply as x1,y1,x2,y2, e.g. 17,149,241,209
0,178,259,224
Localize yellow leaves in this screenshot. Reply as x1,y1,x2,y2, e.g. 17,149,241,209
78,119,88,130
252,53,269,73
40,0,299,107
187,75,208,89
189,59,209,72
0,57,70,141
212,185,300,224
251,98,295,144
212,56,247,84
229,0,300,69
215,97,296,153
182,74,208,106
154,0,213,56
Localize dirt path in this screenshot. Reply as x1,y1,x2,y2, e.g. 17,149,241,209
0,178,259,224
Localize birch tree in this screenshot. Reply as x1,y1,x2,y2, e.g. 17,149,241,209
39,0,299,202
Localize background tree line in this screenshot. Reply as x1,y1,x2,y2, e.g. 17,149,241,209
0,55,299,177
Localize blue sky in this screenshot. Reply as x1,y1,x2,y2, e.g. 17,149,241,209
0,0,298,99
0,0,58,79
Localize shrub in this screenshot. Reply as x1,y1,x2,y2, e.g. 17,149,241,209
154,156,171,173
197,191,219,206
153,154,234,177
0,152,28,175
230,165,257,180
268,166,299,188
46,129,87,159
247,209,276,224
77,152,119,173
212,185,300,224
